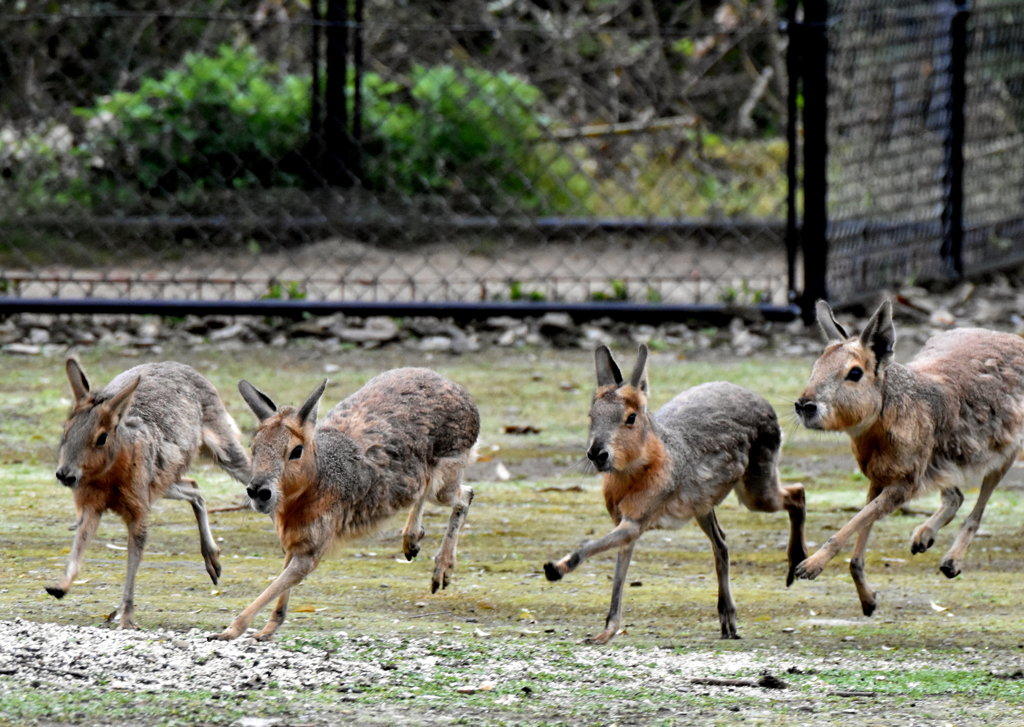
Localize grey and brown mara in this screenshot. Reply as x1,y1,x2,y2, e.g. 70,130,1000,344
51,359,251,629
211,367,480,641
544,344,806,644
794,299,1024,615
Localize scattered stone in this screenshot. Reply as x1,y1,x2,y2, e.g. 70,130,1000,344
0,278,1022,357
237,718,282,727
208,323,248,342
332,316,400,344
2,343,42,355
418,335,453,353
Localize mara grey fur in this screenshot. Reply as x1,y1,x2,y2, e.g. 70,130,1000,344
544,344,806,644
212,367,479,641
51,358,251,629
794,299,1024,615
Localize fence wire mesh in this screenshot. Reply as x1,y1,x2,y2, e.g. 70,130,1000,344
824,0,1024,304
962,0,1024,273
0,1,793,312
825,0,956,302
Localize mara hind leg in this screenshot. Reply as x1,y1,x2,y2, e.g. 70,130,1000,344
401,485,430,562
940,458,1013,578
429,454,475,593
164,478,221,584
910,486,964,555
695,510,738,639
735,434,807,586
201,414,252,485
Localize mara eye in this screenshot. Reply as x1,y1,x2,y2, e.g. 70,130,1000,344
625,413,637,425
288,444,304,460
846,366,864,382
95,432,108,447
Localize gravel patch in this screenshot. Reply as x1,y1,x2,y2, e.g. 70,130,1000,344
2,617,1021,727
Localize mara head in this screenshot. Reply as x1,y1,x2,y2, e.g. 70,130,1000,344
238,379,326,514
794,299,895,434
587,344,653,473
56,358,140,489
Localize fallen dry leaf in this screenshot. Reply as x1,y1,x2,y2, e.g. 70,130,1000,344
503,424,542,435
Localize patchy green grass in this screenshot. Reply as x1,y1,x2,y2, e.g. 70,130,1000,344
0,344,1022,726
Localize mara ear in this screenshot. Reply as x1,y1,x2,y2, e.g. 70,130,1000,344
238,380,278,422
65,357,91,403
297,379,328,425
859,299,896,371
815,299,849,342
594,345,623,388
102,375,140,424
628,343,649,395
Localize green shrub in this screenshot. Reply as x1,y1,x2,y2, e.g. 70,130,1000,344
363,65,590,213
70,46,589,214
74,44,310,204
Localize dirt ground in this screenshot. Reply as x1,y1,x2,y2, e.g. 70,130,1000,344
11,235,790,306
0,345,1022,727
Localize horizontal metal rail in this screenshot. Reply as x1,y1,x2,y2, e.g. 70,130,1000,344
0,297,801,325
2,215,786,238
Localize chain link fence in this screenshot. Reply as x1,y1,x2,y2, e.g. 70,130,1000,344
962,0,1024,274
823,0,1024,304
0,1,795,316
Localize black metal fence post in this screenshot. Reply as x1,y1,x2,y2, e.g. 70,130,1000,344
351,0,365,182
308,0,324,180
784,0,801,306
941,0,970,280
800,0,829,321
324,0,352,186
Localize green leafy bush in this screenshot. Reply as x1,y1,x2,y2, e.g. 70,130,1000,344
70,50,589,214
74,44,310,204
363,65,590,213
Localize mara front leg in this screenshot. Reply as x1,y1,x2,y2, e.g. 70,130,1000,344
544,518,642,581
849,522,878,616
845,483,882,616
587,542,636,645
696,510,738,639
46,508,101,599
210,552,317,641
251,554,294,642
795,483,910,581
109,517,148,629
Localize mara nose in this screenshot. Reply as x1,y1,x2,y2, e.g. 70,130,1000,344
587,445,610,470
246,483,273,502
794,398,817,419
55,469,77,487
